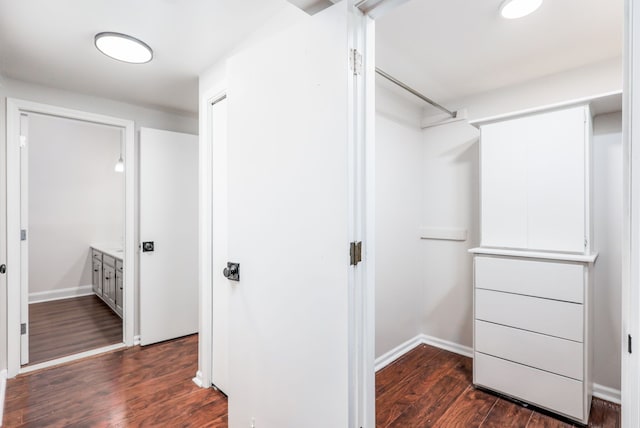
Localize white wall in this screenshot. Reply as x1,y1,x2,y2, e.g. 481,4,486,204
374,83,424,357
420,121,479,347
593,112,623,390
28,114,123,296
0,77,198,372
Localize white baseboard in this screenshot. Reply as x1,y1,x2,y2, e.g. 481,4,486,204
0,369,6,427
375,334,473,372
133,335,141,346
192,370,204,388
29,285,94,303
375,335,425,372
420,334,473,358
593,383,621,405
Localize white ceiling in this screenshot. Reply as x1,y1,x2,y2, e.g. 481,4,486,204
0,1,623,115
376,0,624,107
0,0,292,115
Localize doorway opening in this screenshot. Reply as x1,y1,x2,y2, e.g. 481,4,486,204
371,0,622,425
7,99,136,377
22,113,125,367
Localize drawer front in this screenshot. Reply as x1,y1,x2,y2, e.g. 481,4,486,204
475,256,584,303
116,259,123,272
474,352,584,421
475,320,583,380
92,249,102,261
103,254,116,267
475,289,583,342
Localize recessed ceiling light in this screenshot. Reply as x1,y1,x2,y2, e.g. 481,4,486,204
500,0,543,19
94,32,153,64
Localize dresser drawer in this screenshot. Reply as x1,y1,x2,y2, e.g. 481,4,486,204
103,254,116,267
92,249,102,261
474,352,584,421
475,289,583,342
475,256,584,303
475,320,583,380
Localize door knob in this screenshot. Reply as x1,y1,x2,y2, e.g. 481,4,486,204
142,241,154,252
223,262,240,281
0,264,5,274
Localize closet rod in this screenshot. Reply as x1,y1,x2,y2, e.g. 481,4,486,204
375,67,456,118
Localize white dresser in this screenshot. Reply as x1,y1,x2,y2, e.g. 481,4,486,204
470,104,597,424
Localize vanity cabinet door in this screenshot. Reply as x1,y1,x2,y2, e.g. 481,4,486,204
115,261,123,317
103,265,116,308
92,259,103,296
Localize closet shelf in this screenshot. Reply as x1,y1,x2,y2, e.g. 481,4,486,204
468,247,598,263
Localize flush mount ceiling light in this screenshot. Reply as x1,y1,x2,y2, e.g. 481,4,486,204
500,0,543,19
94,32,153,64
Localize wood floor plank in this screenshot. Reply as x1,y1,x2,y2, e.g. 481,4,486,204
433,385,498,427
27,295,122,365
480,398,533,428
5,334,228,427
526,412,576,428
376,345,441,396
585,399,621,428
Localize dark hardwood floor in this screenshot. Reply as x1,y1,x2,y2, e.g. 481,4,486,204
376,344,621,428
4,334,228,427
27,295,122,365
5,336,620,427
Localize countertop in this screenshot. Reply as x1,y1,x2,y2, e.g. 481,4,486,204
91,243,124,261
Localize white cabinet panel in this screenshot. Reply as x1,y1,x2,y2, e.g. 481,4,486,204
526,107,586,252
480,120,527,248
475,256,584,303
480,106,589,252
474,352,584,421
475,289,583,342
475,320,583,380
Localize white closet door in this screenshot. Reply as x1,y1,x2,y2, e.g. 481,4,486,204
225,3,352,427
526,106,586,252
481,120,528,248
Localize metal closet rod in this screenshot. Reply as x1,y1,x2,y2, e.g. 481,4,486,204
375,67,456,118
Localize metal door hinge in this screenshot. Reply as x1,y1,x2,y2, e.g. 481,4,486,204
20,229,27,241
629,334,633,354
21,323,27,335
350,48,363,76
350,241,362,266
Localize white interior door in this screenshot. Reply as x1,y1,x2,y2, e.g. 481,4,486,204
140,127,198,346
226,3,355,427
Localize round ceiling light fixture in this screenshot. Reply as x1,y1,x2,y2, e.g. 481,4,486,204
94,32,153,64
500,0,543,19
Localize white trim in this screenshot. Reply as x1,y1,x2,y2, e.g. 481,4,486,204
192,370,204,388
133,335,141,346
420,334,474,358
623,1,640,427
468,247,598,263
374,334,473,372
0,369,6,427
18,343,125,374
28,285,93,303
593,383,622,405
374,335,424,372
6,98,136,378
470,91,622,127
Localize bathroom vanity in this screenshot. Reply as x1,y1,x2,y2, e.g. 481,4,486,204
91,244,123,318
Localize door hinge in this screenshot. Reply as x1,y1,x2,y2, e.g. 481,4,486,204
20,229,27,241
629,334,633,354
350,48,363,76
350,241,362,266
21,323,27,335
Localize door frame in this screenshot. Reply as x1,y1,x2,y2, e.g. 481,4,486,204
6,98,136,377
